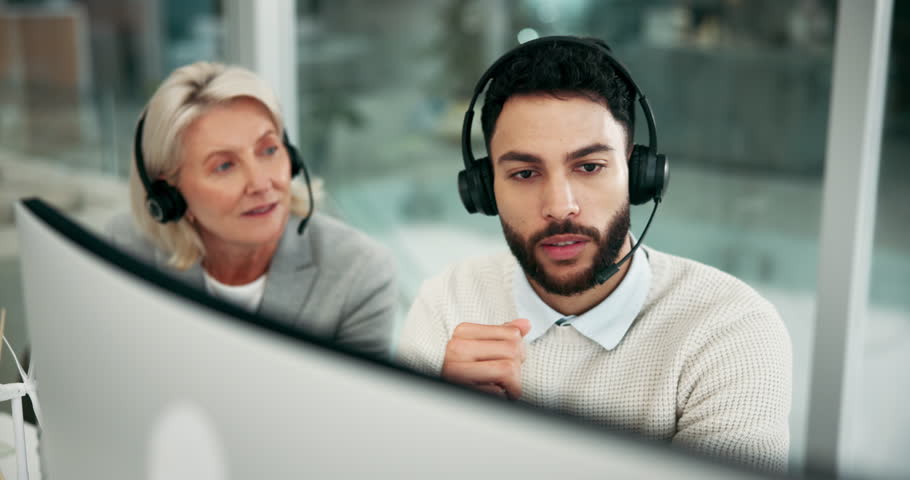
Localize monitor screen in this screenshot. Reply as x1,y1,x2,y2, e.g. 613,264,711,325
15,198,774,480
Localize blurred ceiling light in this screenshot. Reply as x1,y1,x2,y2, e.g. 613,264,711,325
517,28,540,44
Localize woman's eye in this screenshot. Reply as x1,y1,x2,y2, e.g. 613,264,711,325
578,163,603,173
263,145,279,156
214,161,234,173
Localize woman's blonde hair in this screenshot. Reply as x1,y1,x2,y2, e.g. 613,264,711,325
129,62,316,270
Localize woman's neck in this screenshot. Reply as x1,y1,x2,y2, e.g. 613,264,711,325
201,238,280,285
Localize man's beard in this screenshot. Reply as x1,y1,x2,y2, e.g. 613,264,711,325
502,203,631,296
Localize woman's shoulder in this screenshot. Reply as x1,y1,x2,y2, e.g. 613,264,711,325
306,213,381,249
303,213,393,268
104,211,138,239
103,211,179,268
104,212,156,254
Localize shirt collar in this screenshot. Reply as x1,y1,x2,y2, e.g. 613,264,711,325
512,240,652,350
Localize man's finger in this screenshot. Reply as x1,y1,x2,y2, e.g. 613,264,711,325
472,384,509,399
452,322,526,341
445,337,525,362
504,318,532,337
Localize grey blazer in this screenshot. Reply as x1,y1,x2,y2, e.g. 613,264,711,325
105,212,398,360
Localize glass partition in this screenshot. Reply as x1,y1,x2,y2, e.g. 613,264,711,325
850,1,910,477
0,0,223,395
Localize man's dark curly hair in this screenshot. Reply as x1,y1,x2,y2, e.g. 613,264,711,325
480,38,636,154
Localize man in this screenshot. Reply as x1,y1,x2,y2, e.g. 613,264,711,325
396,36,791,473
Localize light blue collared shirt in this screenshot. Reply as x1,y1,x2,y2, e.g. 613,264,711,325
513,241,652,349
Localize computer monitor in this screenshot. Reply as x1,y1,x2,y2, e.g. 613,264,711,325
15,198,777,479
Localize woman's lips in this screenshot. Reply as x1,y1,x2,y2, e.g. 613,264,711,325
243,202,277,216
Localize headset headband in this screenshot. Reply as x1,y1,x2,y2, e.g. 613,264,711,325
133,113,155,192
460,35,658,169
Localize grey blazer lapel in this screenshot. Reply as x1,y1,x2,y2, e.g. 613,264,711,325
259,218,317,323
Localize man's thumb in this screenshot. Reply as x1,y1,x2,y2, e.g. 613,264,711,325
506,318,532,338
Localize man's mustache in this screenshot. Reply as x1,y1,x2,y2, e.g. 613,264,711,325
527,220,602,247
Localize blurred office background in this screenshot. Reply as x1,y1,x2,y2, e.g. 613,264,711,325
0,0,906,478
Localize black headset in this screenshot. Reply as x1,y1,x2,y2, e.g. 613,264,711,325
457,35,670,284
133,111,315,234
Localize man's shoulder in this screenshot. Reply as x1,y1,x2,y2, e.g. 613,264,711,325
422,250,513,287
644,247,783,328
642,248,791,385
414,251,515,311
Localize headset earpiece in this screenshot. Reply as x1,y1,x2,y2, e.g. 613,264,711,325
458,157,497,216
628,144,668,205
281,132,316,235
145,179,187,223
134,114,188,224
283,132,303,178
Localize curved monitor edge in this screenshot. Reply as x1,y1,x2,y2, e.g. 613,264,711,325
15,197,804,479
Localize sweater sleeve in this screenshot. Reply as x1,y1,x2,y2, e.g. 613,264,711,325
395,279,450,377
673,305,793,473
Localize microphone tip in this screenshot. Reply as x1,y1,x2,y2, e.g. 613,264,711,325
594,264,619,285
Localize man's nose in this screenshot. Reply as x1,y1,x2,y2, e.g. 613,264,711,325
541,175,580,221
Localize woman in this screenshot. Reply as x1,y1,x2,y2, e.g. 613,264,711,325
107,62,397,360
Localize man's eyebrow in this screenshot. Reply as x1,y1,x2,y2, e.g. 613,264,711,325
495,143,613,165
567,143,613,160
497,151,543,164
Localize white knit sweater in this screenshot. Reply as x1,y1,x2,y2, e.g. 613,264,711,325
397,248,792,473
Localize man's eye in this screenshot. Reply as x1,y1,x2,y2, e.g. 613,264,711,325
578,163,603,173
512,170,536,179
